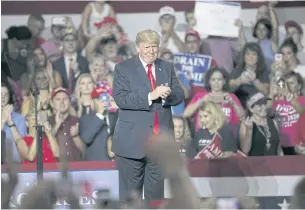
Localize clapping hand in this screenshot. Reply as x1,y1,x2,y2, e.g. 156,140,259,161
70,123,79,137
150,84,171,100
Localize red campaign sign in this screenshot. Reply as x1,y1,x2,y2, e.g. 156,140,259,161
194,133,246,159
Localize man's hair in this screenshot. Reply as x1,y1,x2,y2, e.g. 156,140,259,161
135,29,161,46
28,14,45,24
290,177,305,209
185,7,195,23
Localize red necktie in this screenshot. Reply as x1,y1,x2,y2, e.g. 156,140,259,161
68,58,74,92
147,64,160,135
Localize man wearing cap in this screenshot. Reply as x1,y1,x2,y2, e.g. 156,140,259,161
52,28,89,93
79,86,118,161
112,29,184,201
285,20,305,65
157,6,185,53
50,87,85,161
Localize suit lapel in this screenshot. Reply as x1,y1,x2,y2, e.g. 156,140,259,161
155,58,165,86
134,56,152,92
59,57,69,86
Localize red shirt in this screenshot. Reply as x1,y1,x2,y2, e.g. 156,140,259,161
22,135,57,164
295,112,305,145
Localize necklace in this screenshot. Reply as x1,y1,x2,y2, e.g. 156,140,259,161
256,122,271,150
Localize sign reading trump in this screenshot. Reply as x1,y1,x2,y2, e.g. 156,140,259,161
174,53,212,87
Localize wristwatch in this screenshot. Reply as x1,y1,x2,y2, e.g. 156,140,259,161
8,121,15,127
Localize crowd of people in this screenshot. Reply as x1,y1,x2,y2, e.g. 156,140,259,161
1,1,305,164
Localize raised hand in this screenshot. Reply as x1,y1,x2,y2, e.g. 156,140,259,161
43,121,52,134
242,117,253,129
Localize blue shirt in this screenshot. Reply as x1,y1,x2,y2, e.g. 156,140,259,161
3,112,27,162
171,73,191,115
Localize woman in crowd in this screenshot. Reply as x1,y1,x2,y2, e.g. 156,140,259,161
173,116,192,155
230,42,270,108
88,55,109,84
251,2,278,63
81,1,116,41
21,113,59,163
184,67,244,131
186,102,238,159
268,71,305,155
294,112,305,155
74,73,95,117
1,83,27,162
240,92,282,156
280,38,305,89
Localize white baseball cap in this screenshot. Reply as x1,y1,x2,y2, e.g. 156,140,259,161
159,6,175,18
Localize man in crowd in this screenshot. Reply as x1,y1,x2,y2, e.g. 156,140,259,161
27,14,46,48
50,87,85,161
112,29,184,201
79,86,118,161
52,28,89,92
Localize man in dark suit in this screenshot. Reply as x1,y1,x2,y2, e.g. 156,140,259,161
79,86,118,161
112,29,184,201
52,28,89,92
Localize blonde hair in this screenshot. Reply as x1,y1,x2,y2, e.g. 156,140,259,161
200,101,225,130
135,29,161,46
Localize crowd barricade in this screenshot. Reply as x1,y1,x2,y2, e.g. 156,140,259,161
2,156,305,209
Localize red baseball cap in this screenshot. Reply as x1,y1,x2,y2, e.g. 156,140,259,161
185,29,200,41
284,20,303,35
51,87,70,99
91,87,111,99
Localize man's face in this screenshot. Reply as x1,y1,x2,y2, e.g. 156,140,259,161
102,41,118,59
52,25,65,39
286,27,302,45
28,19,45,38
185,35,200,54
137,42,159,64
159,14,175,28
1,87,9,107
186,12,197,28
62,34,77,53
52,92,70,114
35,71,48,90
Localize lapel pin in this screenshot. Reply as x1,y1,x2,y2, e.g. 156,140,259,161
159,68,161,71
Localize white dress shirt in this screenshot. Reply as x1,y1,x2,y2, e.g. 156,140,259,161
139,55,156,106
64,53,77,78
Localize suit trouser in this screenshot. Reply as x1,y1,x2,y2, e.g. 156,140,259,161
116,154,164,202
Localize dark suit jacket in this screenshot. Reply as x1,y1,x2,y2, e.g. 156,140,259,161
52,53,89,90
79,111,118,161
112,56,184,159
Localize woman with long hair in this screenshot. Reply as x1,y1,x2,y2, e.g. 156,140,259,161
184,67,244,131
173,116,192,155
74,73,95,117
280,38,305,92
230,42,270,108
240,92,282,156
1,83,27,162
268,71,305,155
186,102,238,159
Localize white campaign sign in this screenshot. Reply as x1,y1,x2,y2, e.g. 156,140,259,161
194,1,241,38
